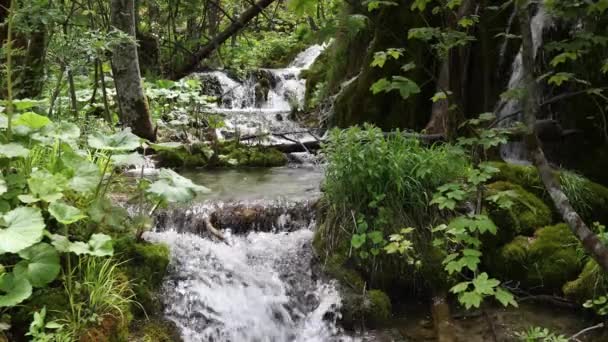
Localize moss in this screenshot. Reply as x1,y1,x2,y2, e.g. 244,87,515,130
484,236,530,281
129,319,183,342
115,238,170,316
485,181,552,244
526,224,583,290
563,259,608,302
156,147,207,168
80,315,129,342
365,290,392,326
489,162,608,224
484,224,582,292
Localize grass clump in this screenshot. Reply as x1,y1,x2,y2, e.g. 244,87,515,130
318,125,469,291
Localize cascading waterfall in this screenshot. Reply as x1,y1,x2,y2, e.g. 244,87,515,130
496,7,551,163
144,167,354,342
194,44,326,144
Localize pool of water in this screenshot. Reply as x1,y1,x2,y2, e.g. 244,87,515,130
180,166,324,202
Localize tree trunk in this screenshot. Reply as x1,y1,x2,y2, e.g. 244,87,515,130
425,0,475,138
110,0,156,141
517,1,608,272
171,0,277,80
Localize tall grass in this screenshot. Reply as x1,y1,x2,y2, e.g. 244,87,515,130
323,125,469,228
319,125,470,289
62,257,136,338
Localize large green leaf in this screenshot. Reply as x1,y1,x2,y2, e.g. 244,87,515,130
19,171,67,203
0,273,32,307
67,234,113,257
14,243,60,287
13,112,51,130
48,202,87,225
88,128,141,151
147,169,210,203
32,122,81,145
0,143,29,158
111,152,146,167
0,207,45,253
62,154,102,193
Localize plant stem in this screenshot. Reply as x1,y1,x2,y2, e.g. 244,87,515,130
5,0,16,142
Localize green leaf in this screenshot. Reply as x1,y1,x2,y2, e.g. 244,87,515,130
0,177,7,196
88,128,141,151
494,287,518,307
14,243,60,287
368,230,384,244
147,169,210,203
66,234,113,257
0,273,32,307
548,72,574,86
450,281,471,294
460,290,482,309
32,122,80,145
111,152,146,167
0,143,29,158
472,272,500,295
13,112,51,130
351,234,366,249
148,142,183,151
20,171,67,203
370,78,391,94
48,202,87,225
0,207,45,254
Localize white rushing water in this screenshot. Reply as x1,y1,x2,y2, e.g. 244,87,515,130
496,7,551,163
193,44,326,144
146,222,351,342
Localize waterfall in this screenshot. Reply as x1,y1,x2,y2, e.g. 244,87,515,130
496,7,551,163
193,44,326,144
144,167,354,341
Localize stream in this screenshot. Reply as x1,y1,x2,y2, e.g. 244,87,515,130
143,39,598,341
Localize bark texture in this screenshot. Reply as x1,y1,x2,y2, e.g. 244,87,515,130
171,0,277,79
518,2,608,272
111,0,156,141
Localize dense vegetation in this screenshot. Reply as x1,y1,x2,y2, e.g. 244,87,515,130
0,0,607,340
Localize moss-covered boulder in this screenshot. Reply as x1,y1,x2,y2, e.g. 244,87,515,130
489,162,608,225
563,259,608,302
156,143,288,168
485,181,552,245
484,224,583,291
115,238,170,316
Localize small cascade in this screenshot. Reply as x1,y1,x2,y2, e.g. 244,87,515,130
496,7,551,163
193,44,326,145
143,167,354,341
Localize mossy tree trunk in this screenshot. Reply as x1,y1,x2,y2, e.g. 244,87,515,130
111,0,156,141
518,1,608,272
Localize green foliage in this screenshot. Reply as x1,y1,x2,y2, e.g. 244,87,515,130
515,326,568,342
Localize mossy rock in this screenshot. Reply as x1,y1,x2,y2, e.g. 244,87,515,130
563,259,608,302
485,181,552,245
156,146,208,168
339,288,392,329
489,162,608,225
115,238,170,316
484,224,582,292
129,319,183,342
527,224,582,289
364,290,392,326
221,144,287,167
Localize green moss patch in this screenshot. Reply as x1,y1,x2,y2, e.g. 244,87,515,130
485,181,552,244
115,238,170,316
484,224,583,292
563,259,608,302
